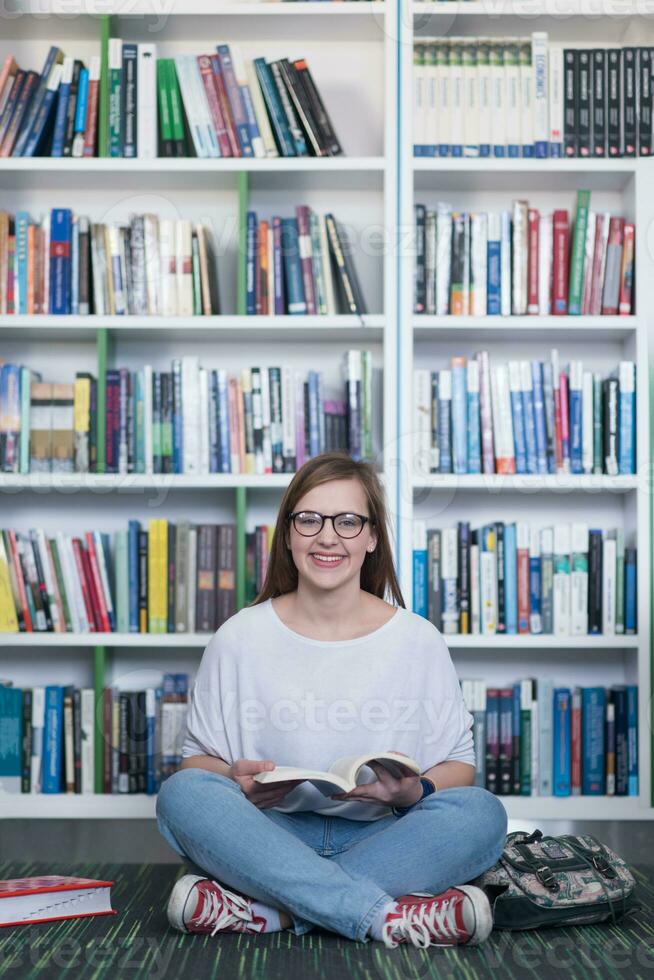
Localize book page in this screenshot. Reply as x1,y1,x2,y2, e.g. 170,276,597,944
328,751,421,786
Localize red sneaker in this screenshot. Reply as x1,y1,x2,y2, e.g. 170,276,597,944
167,874,268,937
381,886,493,948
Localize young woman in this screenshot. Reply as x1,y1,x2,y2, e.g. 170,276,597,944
156,452,507,949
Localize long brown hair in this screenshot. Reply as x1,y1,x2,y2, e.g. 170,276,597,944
249,452,405,608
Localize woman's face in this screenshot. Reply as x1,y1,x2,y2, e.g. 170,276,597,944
285,478,378,592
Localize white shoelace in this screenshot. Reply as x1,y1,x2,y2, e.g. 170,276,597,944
382,897,464,949
194,886,262,937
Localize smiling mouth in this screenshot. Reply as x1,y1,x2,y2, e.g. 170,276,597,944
310,553,347,566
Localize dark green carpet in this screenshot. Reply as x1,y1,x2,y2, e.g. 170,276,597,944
1,862,653,979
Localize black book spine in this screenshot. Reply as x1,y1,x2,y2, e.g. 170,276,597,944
578,49,591,157
324,213,362,315
126,371,135,474
153,370,162,474
167,522,175,633
495,521,506,633
73,687,82,794
119,691,129,793
138,529,148,632
414,204,426,313
485,693,499,795
122,44,138,158
162,372,172,475
622,48,637,156
293,58,343,156
430,371,439,474
563,49,578,157
613,687,629,795
638,48,652,157
21,689,32,793
624,548,637,633
498,689,513,796
128,690,139,793
591,49,606,157
29,531,53,631
279,58,324,157
89,376,97,472
63,60,82,157
137,690,147,792
602,377,619,475
588,528,603,633
607,49,621,157
458,521,471,634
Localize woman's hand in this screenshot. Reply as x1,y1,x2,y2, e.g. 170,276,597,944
230,759,305,810
331,754,423,809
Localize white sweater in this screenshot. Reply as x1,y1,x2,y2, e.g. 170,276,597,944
182,596,475,820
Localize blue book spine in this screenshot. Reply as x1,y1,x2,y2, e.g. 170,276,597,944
550,141,563,158
15,212,30,315
553,688,571,796
531,361,548,474
522,142,534,157
15,45,60,156
529,548,542,633
569,364,583,474
217,45,253,156
512,683,521,790
627,685,638,796
487,239,501,314
49,208,72,315
246,211,257,315
209,370,218,473
253,58,295,157
504,523,518,634
467,386,481,474
128,519,139,632
438,393,452,473
42,685,63,793
23,68,60,157
581,687,606,794
509,387,527,474
0,687,22,790
135,371,144,473
618,365,635,474
625,550,637,633
542,361,557,475
522,377,538,475
74,68,89,136
218,371,230,473
146,690,155,795
308,371,320,456
280,218,306,315
451,360,468,474
413,545,428,617
172,360,183,474
240,81,261,151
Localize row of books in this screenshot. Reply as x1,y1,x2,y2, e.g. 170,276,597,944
0,676,188,794
0,351,373,475
245,209,367,315
0,522,239,635
461,680,638,797
413,354,636,476
0,44,341,159
413,521,638,637
414,37,653,159
0,210,219,317
414,193,634,317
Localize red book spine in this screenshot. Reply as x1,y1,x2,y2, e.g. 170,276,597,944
210,54,240,157
7,529,32,631
560,371,571,472
517,544,530,633
589,213,607,316
70,537,97,631
571,694,582,794
84,532,111,632
527,208,539,314
619,222,635,315
295,205,317,316
79,544,104,631
197,55,232,158
103,687,112,793
83,76,99,157
552,209,569,314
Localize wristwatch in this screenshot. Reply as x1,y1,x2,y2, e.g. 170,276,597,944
392,776,438,817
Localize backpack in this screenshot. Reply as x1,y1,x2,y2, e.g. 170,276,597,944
472,828,640,930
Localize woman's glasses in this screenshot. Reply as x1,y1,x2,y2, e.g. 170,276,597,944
286,511,374,539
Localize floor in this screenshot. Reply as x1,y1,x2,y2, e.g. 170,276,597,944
1,823,653,979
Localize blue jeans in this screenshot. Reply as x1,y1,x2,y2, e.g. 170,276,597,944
156,767,508,943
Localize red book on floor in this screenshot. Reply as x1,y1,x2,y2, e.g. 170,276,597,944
0,876,116,928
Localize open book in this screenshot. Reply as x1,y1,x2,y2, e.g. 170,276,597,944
252,751,421,796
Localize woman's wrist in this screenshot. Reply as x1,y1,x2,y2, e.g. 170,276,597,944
395,779,425,809
392,777,438,815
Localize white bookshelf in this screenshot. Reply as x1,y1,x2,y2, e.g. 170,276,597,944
2,0,654,822
397,0,654,821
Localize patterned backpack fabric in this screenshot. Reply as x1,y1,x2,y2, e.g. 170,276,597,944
472,829,640,930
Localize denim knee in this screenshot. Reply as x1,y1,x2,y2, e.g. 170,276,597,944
458,786,508,859
156,766,238,827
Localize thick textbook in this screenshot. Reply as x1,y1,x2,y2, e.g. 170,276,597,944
0,876,115,928
253,751,421,796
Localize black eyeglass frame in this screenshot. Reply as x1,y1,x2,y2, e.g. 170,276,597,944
286,511,376,538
